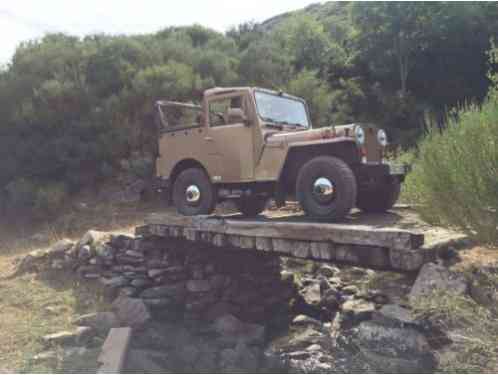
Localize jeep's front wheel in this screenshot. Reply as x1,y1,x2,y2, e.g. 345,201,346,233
235,196,268,217
296,156,357,221
172,168,216,216
356,179,401,213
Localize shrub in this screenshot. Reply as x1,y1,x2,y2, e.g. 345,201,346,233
405,97,498,244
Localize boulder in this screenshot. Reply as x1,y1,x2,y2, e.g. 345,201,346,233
354,321,436,372
73,312,120,334
409,262,467,303
112,296,151,328
372,304,420,327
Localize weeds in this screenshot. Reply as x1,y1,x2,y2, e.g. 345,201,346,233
398,96,498,244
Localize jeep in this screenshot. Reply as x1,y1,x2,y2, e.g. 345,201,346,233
153,87,407,220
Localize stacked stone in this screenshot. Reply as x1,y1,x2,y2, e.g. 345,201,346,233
44,230,297,324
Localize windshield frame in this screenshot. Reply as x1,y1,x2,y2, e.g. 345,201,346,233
253,88,312,129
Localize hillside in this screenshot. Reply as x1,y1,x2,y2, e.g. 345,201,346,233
0,2,497,223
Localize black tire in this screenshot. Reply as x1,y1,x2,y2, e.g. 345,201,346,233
235,197,268,217
296,156,357,221
172,168,216,215
356,179,401,213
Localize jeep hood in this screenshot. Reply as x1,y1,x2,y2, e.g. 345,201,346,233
265,124,359,145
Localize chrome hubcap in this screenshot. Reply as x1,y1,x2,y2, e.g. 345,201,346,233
313,177,335,202
185,185,201,204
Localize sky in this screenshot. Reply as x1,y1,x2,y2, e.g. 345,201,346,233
0,0,320,64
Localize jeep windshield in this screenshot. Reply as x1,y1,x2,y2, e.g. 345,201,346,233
254,90,310,128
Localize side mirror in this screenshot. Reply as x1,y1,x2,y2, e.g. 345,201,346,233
227,108,250,126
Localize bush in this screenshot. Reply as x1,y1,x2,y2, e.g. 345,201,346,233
405,97,498,244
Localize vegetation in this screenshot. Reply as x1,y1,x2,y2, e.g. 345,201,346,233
0,2,497,220
403,46,498,244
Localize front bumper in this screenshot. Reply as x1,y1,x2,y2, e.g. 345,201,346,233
355,162,409,184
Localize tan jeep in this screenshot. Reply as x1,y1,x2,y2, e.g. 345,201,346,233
153,87,407,220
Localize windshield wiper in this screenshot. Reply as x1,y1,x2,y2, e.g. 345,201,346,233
261,117,284,129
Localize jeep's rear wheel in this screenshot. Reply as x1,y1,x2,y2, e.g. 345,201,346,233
172,168,216,216
235,196,268,217
356,179,401,213
296,156,357,221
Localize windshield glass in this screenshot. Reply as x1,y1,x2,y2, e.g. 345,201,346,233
254,91,310,128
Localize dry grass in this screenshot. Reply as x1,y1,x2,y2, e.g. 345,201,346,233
0,200,169,372
411,246,498,373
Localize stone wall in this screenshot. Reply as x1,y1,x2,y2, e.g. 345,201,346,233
22,230,297,325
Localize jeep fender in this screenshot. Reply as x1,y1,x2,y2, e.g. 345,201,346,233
277,138,360,194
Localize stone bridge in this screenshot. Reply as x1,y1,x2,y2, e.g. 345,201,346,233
137,209,467,272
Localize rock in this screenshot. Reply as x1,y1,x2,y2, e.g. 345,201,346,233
95,244,114,260
99,276,129,288
148,269,167,278
211,314,265,345
110,234,134,249
186,279,211,293
51,259,65,269
317,265,339,278
42,326,94,346
409,262,467,303
78,230,109,248
143,298,173,307
292,315,323,329
78,245,93,260
49,239,74,257
130,278,152,288
341,285,359,295
341,299,375,324
73,312,120,334
354,321,436,372
32,350,57,363
321,288,340,311
118,287,138,297
112,296,151,328
140,283,186,299
125,250,143,258
301,283,321,307
373,304,419,327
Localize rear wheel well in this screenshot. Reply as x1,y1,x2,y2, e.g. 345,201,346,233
170,159,210,188
279,142,360,195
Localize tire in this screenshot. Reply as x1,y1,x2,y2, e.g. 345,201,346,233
296,156,357,221
235,196,268,217
356,179,401,213
172,168,216,216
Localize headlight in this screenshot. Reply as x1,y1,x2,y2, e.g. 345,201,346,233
377,129,388,146
355,126,365,145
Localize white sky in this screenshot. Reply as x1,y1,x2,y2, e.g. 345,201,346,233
0,0,321,64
